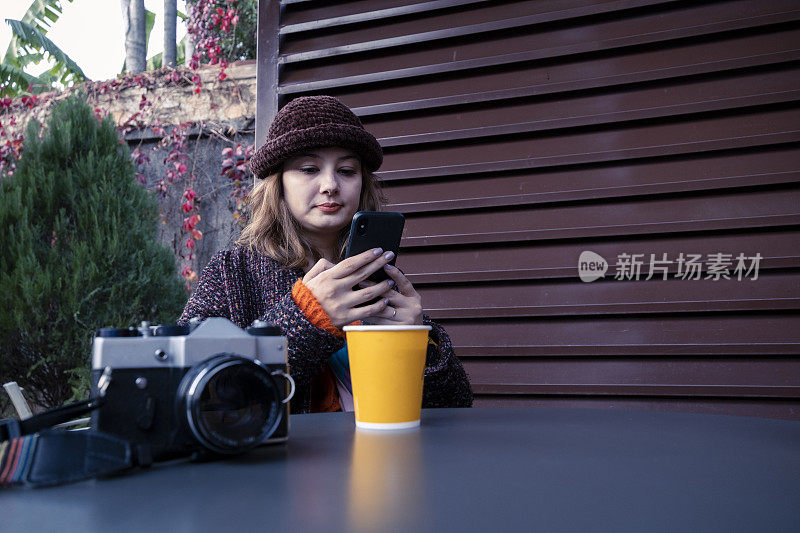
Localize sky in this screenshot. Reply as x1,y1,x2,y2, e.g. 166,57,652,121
0,0,188,82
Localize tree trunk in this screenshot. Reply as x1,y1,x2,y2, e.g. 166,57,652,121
121,0,146,73
163,0,177,67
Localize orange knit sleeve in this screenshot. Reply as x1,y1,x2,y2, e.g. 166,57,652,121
291,278,346,338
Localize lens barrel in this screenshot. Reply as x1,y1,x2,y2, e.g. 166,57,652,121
180,354,282,455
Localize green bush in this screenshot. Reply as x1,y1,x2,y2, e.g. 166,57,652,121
0,95,186,408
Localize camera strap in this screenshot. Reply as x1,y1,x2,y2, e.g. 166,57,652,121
0,370,142,488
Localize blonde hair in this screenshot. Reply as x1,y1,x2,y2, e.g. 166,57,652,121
236,164,387,269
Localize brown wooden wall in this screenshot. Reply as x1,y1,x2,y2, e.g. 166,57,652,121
257,0,800,419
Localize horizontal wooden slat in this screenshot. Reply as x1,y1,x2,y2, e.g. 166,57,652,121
342,28,800,113
381,106,800,176
281,0,493,34
455,345,800,357
436,314,800,349
280,0,681,62
399,227,800,283
378,89,800,148
463,357,800,386
399,229,800,272
405,258,800,284
400,186,800,246
368,68,800,147
280,2,800,91
384,145,800,212
417,274,800,319
383,138,800,181
427,300,800,319
389,171,800,213
402,215,800,246
470,384,800,398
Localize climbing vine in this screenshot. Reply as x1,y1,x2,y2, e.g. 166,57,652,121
1,1,257,290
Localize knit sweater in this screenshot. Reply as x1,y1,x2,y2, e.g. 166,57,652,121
177,247,473,413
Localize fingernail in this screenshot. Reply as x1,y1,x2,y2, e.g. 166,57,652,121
384,298,390,305
373,248,383,255
384,251,395,261
387,280,395,287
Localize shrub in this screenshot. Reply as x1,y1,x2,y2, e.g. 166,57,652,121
0,95,186,408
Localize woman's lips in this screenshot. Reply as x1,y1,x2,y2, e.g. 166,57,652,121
317,203,342,213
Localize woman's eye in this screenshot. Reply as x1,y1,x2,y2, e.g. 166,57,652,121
338,167,358,176
300,166,318,174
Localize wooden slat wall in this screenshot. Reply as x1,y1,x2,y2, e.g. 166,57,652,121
259,0,800,419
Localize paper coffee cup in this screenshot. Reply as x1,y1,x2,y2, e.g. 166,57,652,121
343,325,431,430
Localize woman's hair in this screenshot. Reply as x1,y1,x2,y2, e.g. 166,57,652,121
236,163,387,269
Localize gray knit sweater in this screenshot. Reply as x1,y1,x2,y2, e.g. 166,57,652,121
178,247,473,413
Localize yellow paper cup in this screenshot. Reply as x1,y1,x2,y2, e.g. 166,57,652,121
343,325,432,430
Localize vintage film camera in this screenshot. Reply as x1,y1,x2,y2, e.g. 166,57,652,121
90,317,293,463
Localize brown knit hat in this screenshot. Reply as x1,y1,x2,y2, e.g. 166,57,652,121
249,96,383,179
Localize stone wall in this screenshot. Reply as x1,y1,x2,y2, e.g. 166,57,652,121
5,60,256,136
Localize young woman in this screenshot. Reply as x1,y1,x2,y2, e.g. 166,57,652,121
178,96,472,413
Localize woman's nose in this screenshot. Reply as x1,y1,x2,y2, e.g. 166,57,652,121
319,168,339,193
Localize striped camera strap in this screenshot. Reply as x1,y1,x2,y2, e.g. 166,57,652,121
0,399,136,488
0,435,37,485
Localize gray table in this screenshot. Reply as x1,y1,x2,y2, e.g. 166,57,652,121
2,407,799,532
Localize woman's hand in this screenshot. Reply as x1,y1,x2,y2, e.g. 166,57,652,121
302,248,397,328
362,264,424,326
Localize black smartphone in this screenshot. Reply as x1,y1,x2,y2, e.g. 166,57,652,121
345,211,405,283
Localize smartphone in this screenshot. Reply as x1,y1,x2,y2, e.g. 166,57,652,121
345,211,405,283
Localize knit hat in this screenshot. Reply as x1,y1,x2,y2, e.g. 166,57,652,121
249,96,383,179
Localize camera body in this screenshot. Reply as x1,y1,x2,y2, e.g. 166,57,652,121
90,318,291,463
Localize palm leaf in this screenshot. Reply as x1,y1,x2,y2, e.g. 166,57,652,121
146,52,163,71
21,0,69,30
5,19,86,80
145,9,155,44
0,63,48,96
4,0,73,64
142,9,156,69
14,52,46,68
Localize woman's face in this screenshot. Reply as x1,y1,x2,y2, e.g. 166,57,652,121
281,146,363,242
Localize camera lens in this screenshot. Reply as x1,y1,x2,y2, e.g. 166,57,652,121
357,217,368,236
181,355,282,454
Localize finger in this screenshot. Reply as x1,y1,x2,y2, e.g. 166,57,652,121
332,248,384,279
351,279,395,305
383,264,418,297
303,258,334,283
382,304,400,321
381,291,423,325
365,304,403,324
349,297,388,323
382,291,403,306
345,250,396,287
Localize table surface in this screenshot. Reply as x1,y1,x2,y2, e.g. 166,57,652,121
2,407,799,532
